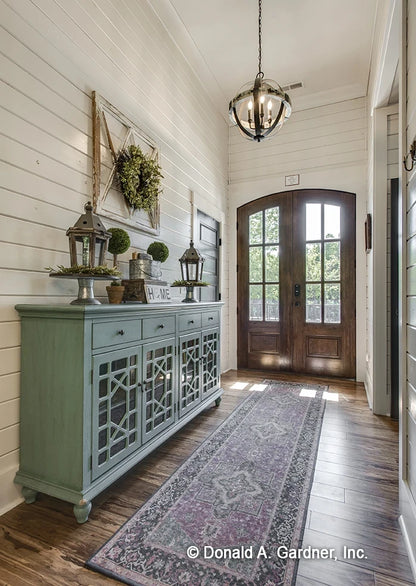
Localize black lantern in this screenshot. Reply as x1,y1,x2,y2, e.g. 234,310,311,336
179,240,204,282
66,202,111,268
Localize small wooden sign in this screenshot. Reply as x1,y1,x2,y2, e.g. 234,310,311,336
122,279,171,303
144,282,172,303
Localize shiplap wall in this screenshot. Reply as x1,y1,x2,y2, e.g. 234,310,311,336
0,0,229,515
228,97,368,378
401,0,416,568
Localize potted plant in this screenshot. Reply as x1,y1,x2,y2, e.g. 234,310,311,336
146,241,169,280
106,280,125,304
108,227,130,267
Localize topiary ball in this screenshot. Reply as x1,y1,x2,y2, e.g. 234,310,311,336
108,228,131,255
147,241,169,263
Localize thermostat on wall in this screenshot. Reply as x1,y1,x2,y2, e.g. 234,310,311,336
285,174,300,186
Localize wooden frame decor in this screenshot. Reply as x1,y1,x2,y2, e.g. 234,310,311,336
92,91,161,235
365,213,372,252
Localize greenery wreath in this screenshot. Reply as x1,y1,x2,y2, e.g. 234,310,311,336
116,144,163,212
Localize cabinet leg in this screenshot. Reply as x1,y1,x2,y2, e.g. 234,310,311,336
22,487,38,504
73,500,92,524
215,397,222,407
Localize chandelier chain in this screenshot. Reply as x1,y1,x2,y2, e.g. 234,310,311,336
258,0,263,76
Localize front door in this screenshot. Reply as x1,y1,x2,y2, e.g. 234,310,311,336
237,189,356,378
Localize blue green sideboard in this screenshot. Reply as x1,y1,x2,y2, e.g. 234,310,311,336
14,302,223,522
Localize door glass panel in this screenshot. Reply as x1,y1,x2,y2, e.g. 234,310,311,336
306,284,322,323
324,241,340,280
249,247,263,282
265,246,279,282
249,211,263,244
324,204,340,239
306,203,321,241
265,207,279,243
248,206,280,322
306,243,321,281
325,283,341,323
265,285,279,321
249,285,263,320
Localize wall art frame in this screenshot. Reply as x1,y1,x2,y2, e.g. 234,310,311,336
92,91,160,235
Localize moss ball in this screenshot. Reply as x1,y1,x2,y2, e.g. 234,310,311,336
108,228,130,255
147,241,169,263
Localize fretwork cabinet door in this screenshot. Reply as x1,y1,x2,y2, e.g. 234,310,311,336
92,347,142,481
142,337,176,443
179,332,202,416
201,327,220,399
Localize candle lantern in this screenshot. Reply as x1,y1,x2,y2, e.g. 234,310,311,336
66,202,111,268
179,240,204,283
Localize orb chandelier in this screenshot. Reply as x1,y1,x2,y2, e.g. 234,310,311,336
228,0,292,142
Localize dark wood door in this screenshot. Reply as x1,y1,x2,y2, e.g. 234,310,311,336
237,189,356,378
196,209,220,301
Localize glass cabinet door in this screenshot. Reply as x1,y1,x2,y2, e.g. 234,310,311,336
142,338,175,443
92,347,141,480
201,328,220,399
179,332,202,416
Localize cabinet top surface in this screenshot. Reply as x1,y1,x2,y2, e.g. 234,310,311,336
15,302,223,319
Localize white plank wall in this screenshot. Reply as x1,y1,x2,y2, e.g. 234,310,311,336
228,97,368,378
0,0,229,515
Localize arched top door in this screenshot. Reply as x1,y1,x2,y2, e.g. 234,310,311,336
237,189,356,378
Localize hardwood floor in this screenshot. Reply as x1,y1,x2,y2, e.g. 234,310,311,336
0,370,413,585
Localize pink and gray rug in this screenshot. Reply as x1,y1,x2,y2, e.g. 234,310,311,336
87,381,326,585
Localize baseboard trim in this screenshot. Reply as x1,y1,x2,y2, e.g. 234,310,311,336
399,514,416,583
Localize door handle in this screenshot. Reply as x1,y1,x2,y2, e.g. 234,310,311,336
294,284,301,297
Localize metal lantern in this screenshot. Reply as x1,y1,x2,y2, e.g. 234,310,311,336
66,201,111,267
179,240,205,282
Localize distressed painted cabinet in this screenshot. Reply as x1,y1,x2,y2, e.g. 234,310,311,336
14,303,223,522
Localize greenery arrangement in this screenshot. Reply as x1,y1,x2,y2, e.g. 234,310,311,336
108,227,130,266
110,280,123,287
47,265,121,277
171,280,208,287
116,144,163,212
147,241,169,263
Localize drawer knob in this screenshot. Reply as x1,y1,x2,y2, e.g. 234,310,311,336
158,324,165,329
117,329,125,335
208,317,214,321
189,320,194,324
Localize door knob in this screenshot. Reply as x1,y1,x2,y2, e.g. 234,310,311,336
294,284,301,297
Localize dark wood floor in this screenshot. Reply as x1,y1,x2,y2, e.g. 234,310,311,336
0,370,413,585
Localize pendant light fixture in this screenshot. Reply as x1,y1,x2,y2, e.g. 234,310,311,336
229,0,292,142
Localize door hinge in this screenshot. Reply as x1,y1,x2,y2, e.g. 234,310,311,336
236,222,239,231
219,237,222,246
218,293,222,301
236,264,239,273
89,455,92,470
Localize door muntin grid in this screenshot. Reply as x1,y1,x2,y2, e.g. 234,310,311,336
202,328,219,398
179,333,201,415
142,338,175,443
248,207,280,322
305,203,341,324
92,347,141,480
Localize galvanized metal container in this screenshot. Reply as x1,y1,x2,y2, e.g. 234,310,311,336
129,253,162,280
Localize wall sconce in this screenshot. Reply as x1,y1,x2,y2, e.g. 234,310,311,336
404,140,416,172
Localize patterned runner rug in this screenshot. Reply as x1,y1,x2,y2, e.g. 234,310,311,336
87,381,326,585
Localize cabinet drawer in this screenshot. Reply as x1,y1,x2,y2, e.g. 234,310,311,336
202,310,219,328
92,319,141,349
178,312,202,332
142,315,175,339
